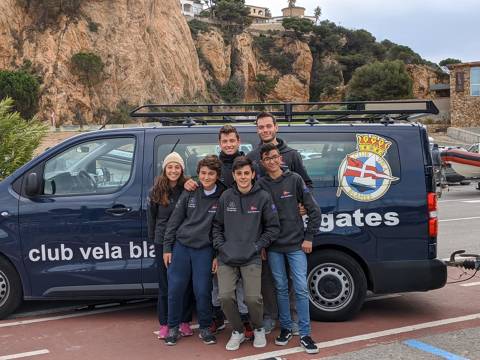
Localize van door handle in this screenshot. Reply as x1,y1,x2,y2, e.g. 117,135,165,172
105,206,132,216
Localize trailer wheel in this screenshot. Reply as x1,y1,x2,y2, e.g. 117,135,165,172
308,250,367,322
0,256,22,319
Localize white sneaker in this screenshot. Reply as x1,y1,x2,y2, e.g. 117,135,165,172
253,328,267,348
226,331,245,351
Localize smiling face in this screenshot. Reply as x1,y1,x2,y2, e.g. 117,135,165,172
219,132,240,156
261,148,282,175
256,116,278,144
164,162,182,184
233,165,255,193
198,166,219,191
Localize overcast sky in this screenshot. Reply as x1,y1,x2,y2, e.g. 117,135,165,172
246,0,479,64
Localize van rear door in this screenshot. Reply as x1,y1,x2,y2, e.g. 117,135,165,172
18,133,145,298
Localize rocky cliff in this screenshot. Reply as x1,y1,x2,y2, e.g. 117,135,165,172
0,0,206,124
195,29,312,103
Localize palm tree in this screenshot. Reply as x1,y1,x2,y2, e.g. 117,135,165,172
314,6,321,24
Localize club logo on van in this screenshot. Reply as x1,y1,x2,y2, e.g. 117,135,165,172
337,134,399,202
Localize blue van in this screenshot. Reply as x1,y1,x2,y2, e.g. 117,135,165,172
0,101,447,320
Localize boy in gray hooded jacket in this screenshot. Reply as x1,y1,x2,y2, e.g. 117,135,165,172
258,143,321,354
213,156,279,351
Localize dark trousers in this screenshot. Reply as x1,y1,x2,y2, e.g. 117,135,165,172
167,241,213,329
155,244,193,326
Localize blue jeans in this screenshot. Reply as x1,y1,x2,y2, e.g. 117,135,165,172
268,250,311,336
155,244,193,326
167,241,213,329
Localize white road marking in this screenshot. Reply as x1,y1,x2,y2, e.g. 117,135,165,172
231,312,480,360
365,294,402,302
463,200,480,203
439,216,480,222
460,281,480,287
0,303,152,328
0,349,49,360
439,198,474,203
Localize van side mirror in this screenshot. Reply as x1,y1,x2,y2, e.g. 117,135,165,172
25,172,41,197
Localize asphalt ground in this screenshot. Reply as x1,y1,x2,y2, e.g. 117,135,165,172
1,184,480,360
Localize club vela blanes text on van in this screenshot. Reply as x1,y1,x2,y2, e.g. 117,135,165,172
27,209,400,263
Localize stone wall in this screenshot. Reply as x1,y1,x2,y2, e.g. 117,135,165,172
450,64,480,127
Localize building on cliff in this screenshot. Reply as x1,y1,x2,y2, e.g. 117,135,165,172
180,0,203,18
448,62,480,127
268,6,315,23
245,5,271,23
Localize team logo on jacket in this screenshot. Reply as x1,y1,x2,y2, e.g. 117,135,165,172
209,204,218,214
227,201,237,212
188,197,196,208
280,190,293,199
337,134,399,202
248,204,260,214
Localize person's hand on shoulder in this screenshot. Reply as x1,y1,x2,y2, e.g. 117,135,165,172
184,178,199,192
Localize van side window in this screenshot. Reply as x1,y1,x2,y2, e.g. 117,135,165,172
43,137,136,196
281,132,401,187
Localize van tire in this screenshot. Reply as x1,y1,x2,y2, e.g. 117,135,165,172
307,250,367,322
0,256,22,319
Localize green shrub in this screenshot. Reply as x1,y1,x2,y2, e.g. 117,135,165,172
439,58,462,67
282,17,314,37
253,35,294,75
108,100,137,125
255,74,278,101
70,52,104,86
0,97,48,180
346,60,413,101
188,19,210,36
219,77,244,103
88,21,99,33
310,62,343,101
21,0,83,28
0,70,40,119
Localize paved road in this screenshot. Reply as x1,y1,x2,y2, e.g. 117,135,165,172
1,185,479,360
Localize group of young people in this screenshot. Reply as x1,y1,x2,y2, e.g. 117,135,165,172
147,112,321,354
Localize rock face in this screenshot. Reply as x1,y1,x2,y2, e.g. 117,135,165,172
196,30,231,86
0,0,206,124
197,31,313,102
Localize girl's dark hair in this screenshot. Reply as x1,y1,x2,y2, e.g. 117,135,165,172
150,170,186,207
197,155,222,177
232,156,253,172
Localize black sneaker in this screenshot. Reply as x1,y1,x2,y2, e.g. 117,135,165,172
199,328,217,345
165,327,180,346
275,328,293,346
300,336,319,354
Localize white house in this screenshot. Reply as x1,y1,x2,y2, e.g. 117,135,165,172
180,0,203,18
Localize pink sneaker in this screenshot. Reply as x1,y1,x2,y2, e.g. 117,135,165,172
158,325,169,339
179,322,193,337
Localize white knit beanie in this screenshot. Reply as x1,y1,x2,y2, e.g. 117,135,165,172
162,152,185,171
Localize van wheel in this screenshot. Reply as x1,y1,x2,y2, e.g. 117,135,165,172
307,250,367,322
0,257,22,319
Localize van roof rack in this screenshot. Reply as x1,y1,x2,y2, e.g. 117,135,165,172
129,100,439,126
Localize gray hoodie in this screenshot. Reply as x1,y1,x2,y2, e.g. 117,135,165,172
212,183,280,266
163,182,226,253
258,170,321,253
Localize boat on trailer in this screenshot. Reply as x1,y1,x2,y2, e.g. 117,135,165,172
441,148,480,178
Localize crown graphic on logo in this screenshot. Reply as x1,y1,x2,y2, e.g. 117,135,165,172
356,134,392,156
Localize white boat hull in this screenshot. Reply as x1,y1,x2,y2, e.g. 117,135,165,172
450,162,480,178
